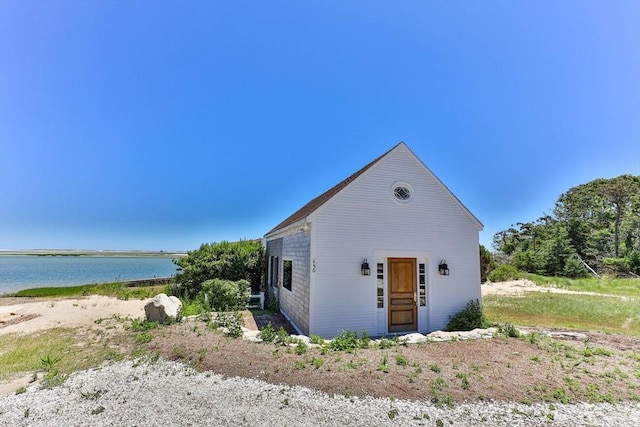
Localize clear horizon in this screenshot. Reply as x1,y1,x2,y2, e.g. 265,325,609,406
1,1,638,252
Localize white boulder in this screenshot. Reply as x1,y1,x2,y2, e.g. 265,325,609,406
144,293,182,323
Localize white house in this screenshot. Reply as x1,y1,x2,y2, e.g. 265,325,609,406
264,142,483,338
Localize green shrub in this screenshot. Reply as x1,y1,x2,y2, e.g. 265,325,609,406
212,311,244,338
174,240,264,298
331,330,359,352
445,299,488,331
201,278,250,311
488,265,520,282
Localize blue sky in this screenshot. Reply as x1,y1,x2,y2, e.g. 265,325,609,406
1,1,638,252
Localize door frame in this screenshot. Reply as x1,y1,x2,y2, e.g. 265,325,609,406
374,250,431,335
387,257,417,333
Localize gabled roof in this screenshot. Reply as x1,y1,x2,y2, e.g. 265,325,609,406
265,143,399,236
265,142,482,237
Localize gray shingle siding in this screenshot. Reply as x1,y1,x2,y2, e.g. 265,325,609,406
266,231,311,334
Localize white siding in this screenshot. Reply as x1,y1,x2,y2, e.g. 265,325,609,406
308,145,481,338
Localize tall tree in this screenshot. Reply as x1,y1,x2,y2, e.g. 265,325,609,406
495,174,640,276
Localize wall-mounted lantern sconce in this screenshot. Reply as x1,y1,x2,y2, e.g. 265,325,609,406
361,259,371,276
438,260,450,276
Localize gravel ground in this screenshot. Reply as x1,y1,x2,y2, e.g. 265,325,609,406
1,359,638,426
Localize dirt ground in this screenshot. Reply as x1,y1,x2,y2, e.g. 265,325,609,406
146,321,639,404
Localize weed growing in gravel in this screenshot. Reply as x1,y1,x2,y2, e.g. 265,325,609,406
91,406,105,415
429,363,441,373
40,354,67,388
81,389,107,400
387,407,399,420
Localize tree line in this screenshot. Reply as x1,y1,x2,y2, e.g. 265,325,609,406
491,174,640,278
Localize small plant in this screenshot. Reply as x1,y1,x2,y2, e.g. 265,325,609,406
528,332,541,344
295,341,308,355
309,334,325,345
40,354,62,373
91,406,106,415
15,386,27,395
445,299,488,331
40,354,66,388
459,374,470,390
259,323,276,343
171,346,184,359
311,357,324,369
330,330,361,353
81,389,107,400
395,354,408,367
359,330,371,349
387,407,399,420
429,363,441,373
377,354,390,373
378,338,396,349
497,322,520,338
135,333,153,344
273,327,291,346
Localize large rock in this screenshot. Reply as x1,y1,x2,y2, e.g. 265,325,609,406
144,293,182,323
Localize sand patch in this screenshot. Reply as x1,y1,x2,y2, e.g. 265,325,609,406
0,295,146,336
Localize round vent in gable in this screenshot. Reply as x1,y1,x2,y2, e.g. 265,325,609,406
392,182,413,202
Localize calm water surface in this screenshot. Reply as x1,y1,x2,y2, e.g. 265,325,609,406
0,255,178,294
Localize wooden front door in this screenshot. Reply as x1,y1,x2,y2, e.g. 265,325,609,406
388,258,417,333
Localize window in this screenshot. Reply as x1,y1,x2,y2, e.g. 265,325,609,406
269,256,279,287
283,259,293,291
418,263,426,307
377,263,384,308
391,181,413,203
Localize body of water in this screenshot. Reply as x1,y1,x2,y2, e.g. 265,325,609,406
0,255,178,294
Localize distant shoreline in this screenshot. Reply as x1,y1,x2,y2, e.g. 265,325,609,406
0,250,187,258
